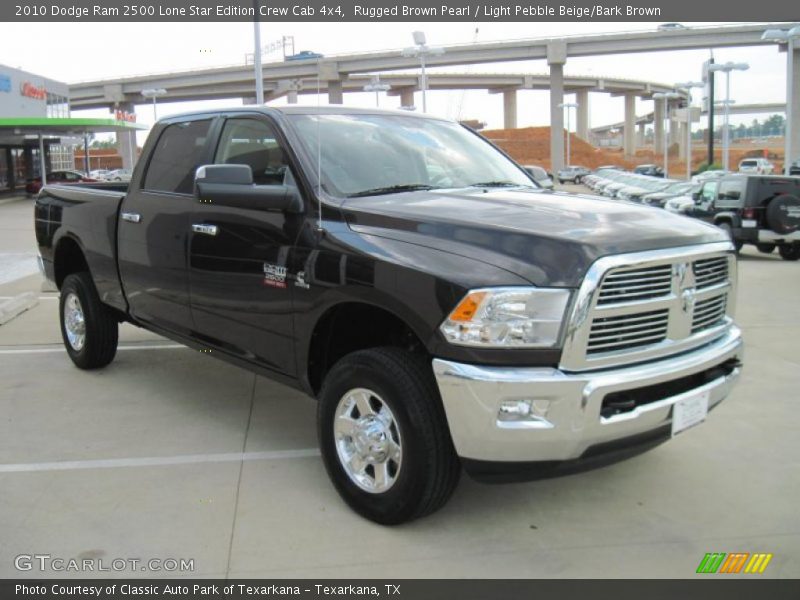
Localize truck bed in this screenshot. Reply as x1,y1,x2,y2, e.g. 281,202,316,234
34,182,129,312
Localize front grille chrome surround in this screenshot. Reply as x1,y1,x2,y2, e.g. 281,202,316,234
561,242,737,371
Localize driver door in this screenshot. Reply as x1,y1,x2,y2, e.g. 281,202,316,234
188,115,301,376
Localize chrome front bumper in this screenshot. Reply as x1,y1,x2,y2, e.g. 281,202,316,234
433,326,743,463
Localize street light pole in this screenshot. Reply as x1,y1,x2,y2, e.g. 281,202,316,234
558,102,577,167
402,31,444,114
363,75,391,107
141,88,167,122
676,81,703,180
653,92,680,179
708,62,749,171
763,27,800,175
253,0,264,104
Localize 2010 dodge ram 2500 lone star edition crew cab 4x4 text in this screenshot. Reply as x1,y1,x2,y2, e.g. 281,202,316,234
35,107,743,524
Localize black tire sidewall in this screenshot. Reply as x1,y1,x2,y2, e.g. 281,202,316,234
318,351,445,524
778,243,800,261
59,272,117,369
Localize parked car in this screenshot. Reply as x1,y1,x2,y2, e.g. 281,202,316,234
523,165,554,189
641,181,696,208
683,173,800,260
633,164,665,178
35,106,742,524
25,170,97,195
738,158,774,175
788,159,800,176
665,194,696,214
106,168,132,182
617,178,675,203
556,165,591,184
89,169,111,181
657,23,686,31
285,50,324,61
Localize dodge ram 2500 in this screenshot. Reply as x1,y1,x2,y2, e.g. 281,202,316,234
35,106,743,524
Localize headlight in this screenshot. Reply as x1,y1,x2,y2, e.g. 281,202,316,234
439,287,571,348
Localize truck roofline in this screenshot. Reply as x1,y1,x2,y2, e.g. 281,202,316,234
155,104,452,125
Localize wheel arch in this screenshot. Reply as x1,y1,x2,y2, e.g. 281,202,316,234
304,300,432,396
53,235,89,290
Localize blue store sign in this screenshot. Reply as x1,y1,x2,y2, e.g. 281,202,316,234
0,74,11,93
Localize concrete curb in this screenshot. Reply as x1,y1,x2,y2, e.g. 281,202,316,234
0,292,39,325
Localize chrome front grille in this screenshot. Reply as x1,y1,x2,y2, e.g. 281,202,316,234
596,264,672,305
693,257,729,289
692,294,728,333
587,309,669,354
561,243,737,371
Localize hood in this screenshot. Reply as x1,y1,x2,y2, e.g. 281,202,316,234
342,188,727,287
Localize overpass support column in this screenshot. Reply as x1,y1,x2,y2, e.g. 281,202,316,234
114,102,137,170
653,99,664,151
637,123,646,146
786,43,800,174
623,93,636,157
503,89,518,129
548,42,567,174
328,80,343,104
399,88,415,108
677,121,688,160
575,90,589,140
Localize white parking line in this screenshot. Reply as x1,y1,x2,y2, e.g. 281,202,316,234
0,449,321,473
0,296,58,301
0,343,186,354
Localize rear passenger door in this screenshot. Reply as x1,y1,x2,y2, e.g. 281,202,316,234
188,115,301,375
118,117,214,336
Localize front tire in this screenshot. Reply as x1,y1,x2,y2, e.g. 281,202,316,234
756,243,776,254
317,347,460,525
778,243,800,261
60,272,119,369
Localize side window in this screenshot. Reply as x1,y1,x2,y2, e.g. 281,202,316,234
701,182,716,203
144,119,212,194
214,118,289,186
718,179,744,201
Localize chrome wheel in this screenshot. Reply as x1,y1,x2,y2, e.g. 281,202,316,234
333,388,402,494
63,292,86,351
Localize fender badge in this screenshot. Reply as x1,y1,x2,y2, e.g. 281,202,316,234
295,271,310,289
263,263,287,288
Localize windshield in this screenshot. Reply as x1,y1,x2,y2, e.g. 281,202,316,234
287,113,534,197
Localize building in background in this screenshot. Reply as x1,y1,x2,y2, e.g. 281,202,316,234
0,64,144,194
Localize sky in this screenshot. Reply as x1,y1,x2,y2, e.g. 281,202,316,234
0,20,789,144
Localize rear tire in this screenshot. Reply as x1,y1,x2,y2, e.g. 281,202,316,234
718,222,743,253
778,243,800,261
317,347,460,525
756,243,776,254
59,272,118,369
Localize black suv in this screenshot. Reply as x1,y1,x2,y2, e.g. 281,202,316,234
684,174,800,260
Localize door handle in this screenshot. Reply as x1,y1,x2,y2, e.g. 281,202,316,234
192,224,218,236
121,212,142,224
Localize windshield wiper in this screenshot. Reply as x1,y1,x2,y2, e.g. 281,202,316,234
468,181,527,188
347,184,438,198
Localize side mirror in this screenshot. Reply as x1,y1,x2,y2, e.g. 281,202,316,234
194,164,302,213
195,164,253,185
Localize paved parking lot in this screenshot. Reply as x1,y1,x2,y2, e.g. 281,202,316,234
1,194,798,578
